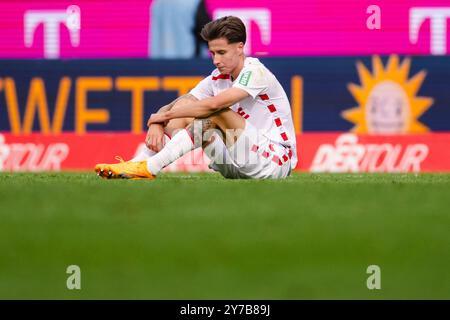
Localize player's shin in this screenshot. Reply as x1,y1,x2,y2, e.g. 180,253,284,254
145,120,209,175
145,129,194,175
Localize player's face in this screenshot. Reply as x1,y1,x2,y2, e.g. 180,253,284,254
208,38,244,76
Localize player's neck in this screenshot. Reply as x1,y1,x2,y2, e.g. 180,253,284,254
230,56,246,81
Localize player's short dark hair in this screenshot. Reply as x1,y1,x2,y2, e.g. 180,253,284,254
200,16,246,44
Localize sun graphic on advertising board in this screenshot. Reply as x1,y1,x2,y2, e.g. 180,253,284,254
341,55,434,134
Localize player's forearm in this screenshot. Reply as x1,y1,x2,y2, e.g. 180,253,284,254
149,88,248,124
165,97,227,120
156,94,197,114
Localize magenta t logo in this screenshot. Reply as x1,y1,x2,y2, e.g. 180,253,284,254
213,9,271,55
24,6,81,59
410,7,450,55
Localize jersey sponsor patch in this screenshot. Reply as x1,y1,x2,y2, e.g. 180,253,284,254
239,71,252,86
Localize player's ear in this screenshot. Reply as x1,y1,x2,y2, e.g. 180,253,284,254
237,42,244,55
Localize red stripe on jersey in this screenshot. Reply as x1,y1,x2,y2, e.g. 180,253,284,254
274,118,282,127
212,74,230,81
244,114,250,119
259,94,269,101
282,155,289,162
269,144,275,152
288,149,293,159
267,104,277,113
262,151,270,158
272,156,282,166
280,132,288,141
251,144,259,152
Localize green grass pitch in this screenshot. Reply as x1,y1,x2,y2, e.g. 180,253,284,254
0,172,449,299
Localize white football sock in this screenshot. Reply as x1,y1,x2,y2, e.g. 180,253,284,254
146,129,195,175
131,134,171,162
131,147,156,162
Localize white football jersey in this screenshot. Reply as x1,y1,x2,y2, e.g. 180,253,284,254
190,57,298,169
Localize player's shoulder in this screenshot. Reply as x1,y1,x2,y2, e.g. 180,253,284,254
242,57,272,77
239,57,273,84
243,57,265,71
208,68,232,81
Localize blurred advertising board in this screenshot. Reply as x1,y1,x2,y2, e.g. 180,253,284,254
0,56,449,133
1,56,449,172
1,132,449,173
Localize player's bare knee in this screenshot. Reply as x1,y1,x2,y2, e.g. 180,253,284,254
208,108,233,122
206,109,245,134
185,118,220,147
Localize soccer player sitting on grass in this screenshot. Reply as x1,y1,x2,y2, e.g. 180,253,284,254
95,16,297,180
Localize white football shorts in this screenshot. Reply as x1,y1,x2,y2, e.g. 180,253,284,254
203,121,293,179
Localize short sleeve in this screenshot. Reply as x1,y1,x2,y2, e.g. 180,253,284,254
189,75,214,100
232,66,268,99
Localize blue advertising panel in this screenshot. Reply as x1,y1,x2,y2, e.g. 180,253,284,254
0,56,448,134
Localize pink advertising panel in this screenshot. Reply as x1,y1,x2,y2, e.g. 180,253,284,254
0,0,449,58
2,133,450,173
0,0,150,58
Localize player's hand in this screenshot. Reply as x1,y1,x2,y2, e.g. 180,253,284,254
145,123,165,152
147,112,170,126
